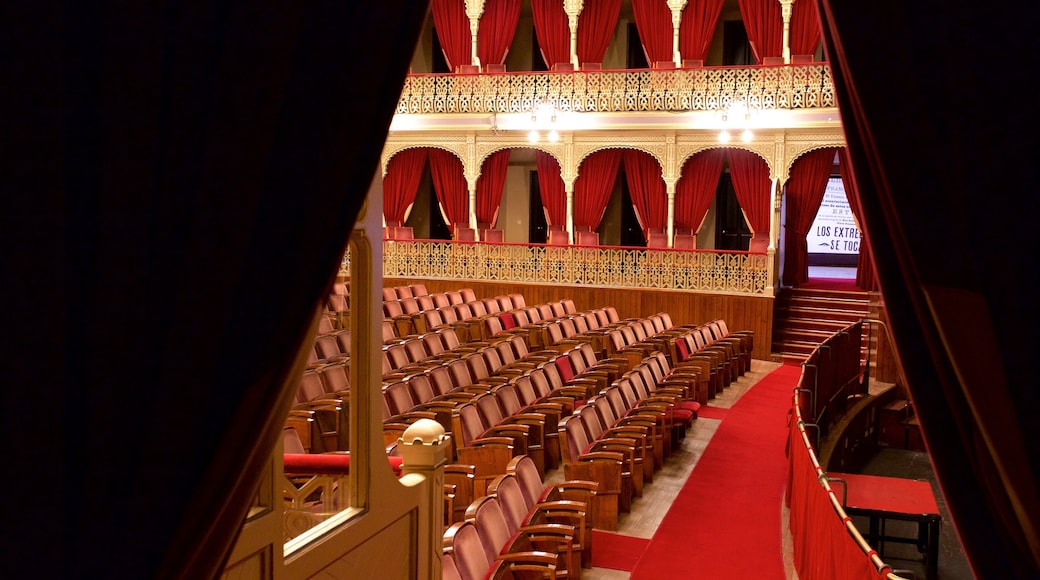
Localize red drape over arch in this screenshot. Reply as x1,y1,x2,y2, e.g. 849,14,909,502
531,0,570,68
737,0,783,63
675,148,725,232
476,149,510,227
838,148,877,291
383,148,428,226
789,0,822,58
432,0,471,71
623,150,667,235
574,149,622,231
478,0,521,67
631,0,674,65
783,147,837,287
680,0,724,62
577,0,623,66
536,151,567,227
727,148,772,235
429,148,469,226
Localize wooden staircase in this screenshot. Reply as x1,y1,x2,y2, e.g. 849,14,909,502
771,286,870,365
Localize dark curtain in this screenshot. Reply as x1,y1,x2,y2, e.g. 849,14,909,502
0,2,428,578
531,0,570,68
789,0,821,58
737,0,782,63
478,0,522,67
837,148,876,291
623,150,667,235
383,148,428,225
783,147,836,287
577,0,623,65
574,149,622,230
679,0,724,62
817,1,1040,577
429,148,470,226
675,148,725,232
536,150,567,227
631,0,674,65
726,148,771,235
432,0,471,71
476,149,510,227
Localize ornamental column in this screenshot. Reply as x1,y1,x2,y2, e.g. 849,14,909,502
666,0,689,67
464,0,486,68
665,179,677,247
780,0,794,63
563,0,584,68
564,180,576,244
399,419,451,580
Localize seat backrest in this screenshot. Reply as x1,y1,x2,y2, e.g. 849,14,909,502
481,228,504,242
319,362,350,394
487,473,530,533
296,369,326,404
447,291,465,305
576,231,598,246
483,298,501,314
427,365,455,397
400,296,420,315
395,285,414,300
334,329,352,355
393,226,414,240
404,339,428,364
422,333,445,357
283,425,307,454
673,233,696,249
749,233,769,253
454,226,477,241
646,231,668,248
468,495,513,565
547,229,569,245
385,343,410,370
442,553,463,580
444,521,491,580
384,381,415,416
416,294,435,311
407,373,436,405
460,288,477,303
382,288,398,302
433,293,452,309
506,455,543,510
410,283,428,297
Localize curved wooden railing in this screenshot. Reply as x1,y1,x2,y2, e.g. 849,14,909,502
396,63,835,115
788,320,909,580
366,238,770,295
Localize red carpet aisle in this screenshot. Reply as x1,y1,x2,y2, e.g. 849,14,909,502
589,530,650,571
630,365,803,579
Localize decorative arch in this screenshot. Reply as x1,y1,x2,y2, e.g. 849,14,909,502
382,139,468,177
574,144,665,177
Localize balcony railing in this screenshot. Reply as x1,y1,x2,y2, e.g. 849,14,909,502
370,239,770,295
395,64,835,115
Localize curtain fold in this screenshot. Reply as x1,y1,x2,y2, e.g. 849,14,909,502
679,0,725,62
432,0,472,71
574,149,622,230
623,150,667,235
726,148,772,235
536,151,567,227
789,0,821,58
476,149,510,227
838,148,877,291
531,0,571,68
429,148,470,226
383,148,428,226
782,147,836,287
577,0,623,65
675,148,725,232
737,0,783,63
478,0,522,67
631,0,674,65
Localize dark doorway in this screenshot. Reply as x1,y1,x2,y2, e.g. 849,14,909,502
722,20,754,66
714,173,752,250
432,28,450,73
531,27,548,71
428,186,451,240
627,23,649,69
529,172,548,244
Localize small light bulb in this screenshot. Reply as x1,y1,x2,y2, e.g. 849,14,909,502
741,129,753,142
718,130,731,143
547,129,560,142
528,130,540,143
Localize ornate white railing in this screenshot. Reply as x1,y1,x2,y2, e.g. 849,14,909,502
395,64,834,115
366,240,769,295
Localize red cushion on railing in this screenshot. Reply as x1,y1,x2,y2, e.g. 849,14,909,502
284,453,404,476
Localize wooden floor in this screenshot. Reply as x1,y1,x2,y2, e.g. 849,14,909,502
542,359,799,579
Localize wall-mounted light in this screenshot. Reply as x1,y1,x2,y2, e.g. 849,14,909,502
528,101,559,143
719,96,754,143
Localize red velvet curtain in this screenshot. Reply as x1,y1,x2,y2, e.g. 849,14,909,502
574,149,622,230
737,0,783,63
476,149,510,227
623,150,667,234
727,148,772,235
631,0,674,65
783,147,836,287
577,0,623,65
531,0,570,68
432,0,471,71
838,148,877,291
478,0,521,67
383,148,428,225
429,148,469,226
675,148,725,232
680,0,724,61
790,0,822,58
536,151,567,227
